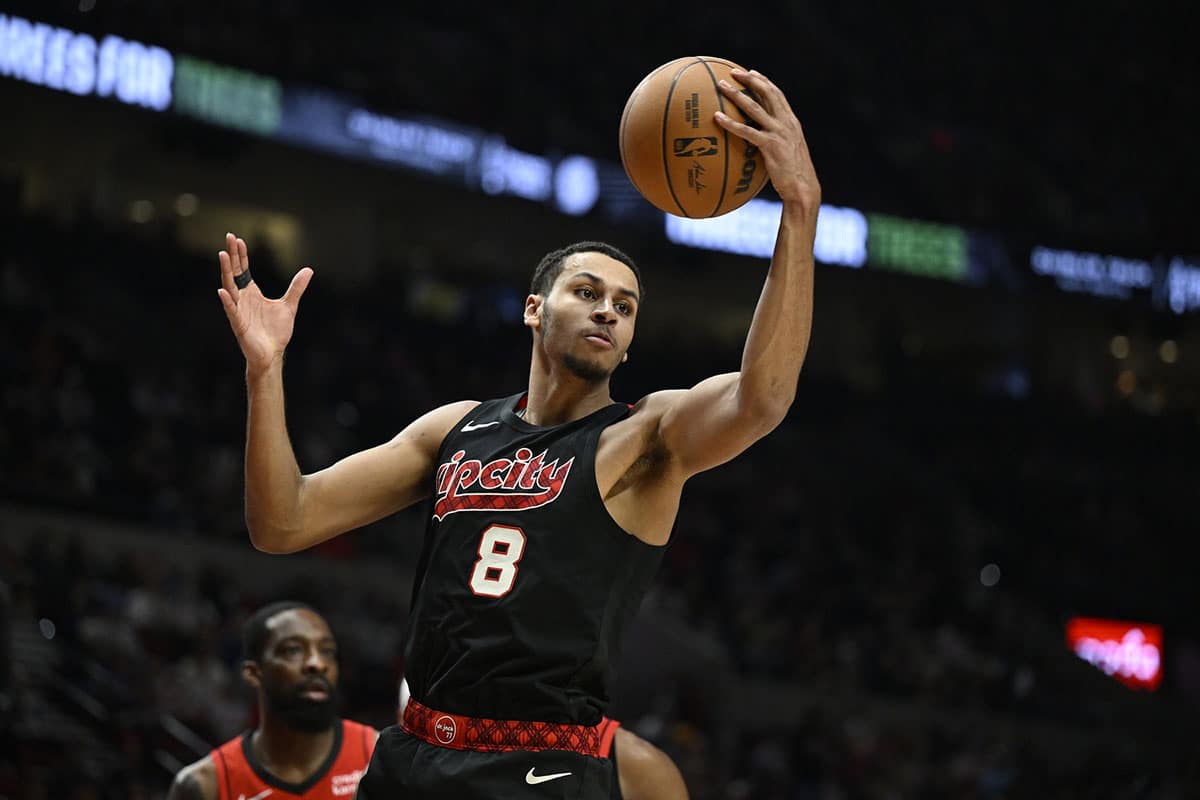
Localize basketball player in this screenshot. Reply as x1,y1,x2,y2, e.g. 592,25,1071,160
166,603,377,800
216,68,816,797
396,677,688,799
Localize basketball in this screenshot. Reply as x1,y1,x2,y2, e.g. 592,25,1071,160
619,56,769,218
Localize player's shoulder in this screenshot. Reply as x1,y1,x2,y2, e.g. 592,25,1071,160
627,389,685,420
618,390,686,439
342,717,381,742
342,716,378,732
167,754,218,800
601,391,685,452
396,400,482,446
443,399,485,414
428,399,484,423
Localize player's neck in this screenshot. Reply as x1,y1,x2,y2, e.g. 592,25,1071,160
252,716,337,779
524,358,612,427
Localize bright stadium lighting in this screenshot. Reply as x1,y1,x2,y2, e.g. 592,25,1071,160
553,156,600,216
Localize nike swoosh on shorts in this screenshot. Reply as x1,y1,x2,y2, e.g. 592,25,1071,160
525,768,572,785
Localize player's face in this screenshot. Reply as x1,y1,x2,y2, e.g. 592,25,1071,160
251,609,340,732
534,253,639,382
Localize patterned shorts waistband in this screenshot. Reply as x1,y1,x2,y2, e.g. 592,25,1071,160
401,697,619,757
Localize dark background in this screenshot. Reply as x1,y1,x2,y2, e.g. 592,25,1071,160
1,2,1197,797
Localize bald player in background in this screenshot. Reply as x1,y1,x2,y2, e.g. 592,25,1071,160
167,602,377,800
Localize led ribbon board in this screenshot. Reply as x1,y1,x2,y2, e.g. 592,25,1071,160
5,12,1197,303
0,13,172,110
173,55,281,136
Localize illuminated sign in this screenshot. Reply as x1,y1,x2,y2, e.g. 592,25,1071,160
553,155,599,216
478,136,553,202
173,55,281,135
280,99,596,212
7,12,1195,304
344,108,477,174
1166,257,1200,314
665,198,781,259
1031,246,1153,300
815,205,869,267
0,14,172,110
664,200,868,268
1065,616,1162,691
867,213,967,281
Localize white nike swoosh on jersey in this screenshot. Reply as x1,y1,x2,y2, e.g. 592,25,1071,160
461,420,501,432
237,791,272,800
525,768,572,785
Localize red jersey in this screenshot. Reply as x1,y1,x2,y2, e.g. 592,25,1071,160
210,719,376,800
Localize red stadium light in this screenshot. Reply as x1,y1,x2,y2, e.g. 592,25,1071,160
1065,617,1163,691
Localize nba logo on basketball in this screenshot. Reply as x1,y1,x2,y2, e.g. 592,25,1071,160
673,137,718,157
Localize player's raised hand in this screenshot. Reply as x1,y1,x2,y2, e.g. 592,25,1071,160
714,69,820,218
216,232,313,374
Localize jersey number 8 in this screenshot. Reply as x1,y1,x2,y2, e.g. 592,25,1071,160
469,524,527,597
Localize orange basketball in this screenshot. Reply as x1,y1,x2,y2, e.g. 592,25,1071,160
619,56,769,218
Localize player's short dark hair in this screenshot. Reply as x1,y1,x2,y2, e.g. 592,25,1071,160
530,241,644,301
242,601,317,662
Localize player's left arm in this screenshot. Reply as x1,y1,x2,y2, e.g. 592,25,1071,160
656,68,820,478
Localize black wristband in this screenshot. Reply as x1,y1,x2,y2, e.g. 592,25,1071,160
234,269,254,289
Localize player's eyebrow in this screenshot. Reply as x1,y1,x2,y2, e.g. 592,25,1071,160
569,271,640,303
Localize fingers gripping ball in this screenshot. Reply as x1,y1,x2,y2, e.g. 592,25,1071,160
620,56,769,218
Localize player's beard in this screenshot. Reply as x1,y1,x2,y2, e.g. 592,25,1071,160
263,681,338,733
542,301,612,384
562,352,610,383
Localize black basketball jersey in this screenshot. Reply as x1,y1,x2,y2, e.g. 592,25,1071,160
401,392,666,725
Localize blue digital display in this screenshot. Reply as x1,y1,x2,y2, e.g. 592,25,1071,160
0,14,172,110
1166,257,1200,315
3,13,1194,312
665,199,868,270
1031,246,1154,300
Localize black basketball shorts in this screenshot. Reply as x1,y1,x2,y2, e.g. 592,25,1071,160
356,725,619,800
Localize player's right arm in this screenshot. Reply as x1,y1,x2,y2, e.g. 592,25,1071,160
166,757,217,800
217,233,478,554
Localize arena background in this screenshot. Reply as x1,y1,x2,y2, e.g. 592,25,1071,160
1,2,1198,797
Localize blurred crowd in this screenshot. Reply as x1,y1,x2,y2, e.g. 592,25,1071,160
2,213,1198,797
3,529,1189,800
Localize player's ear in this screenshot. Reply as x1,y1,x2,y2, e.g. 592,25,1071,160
621,351,629,363
242,660,262,690
523,295,543,331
